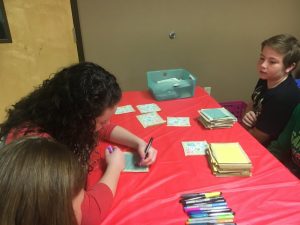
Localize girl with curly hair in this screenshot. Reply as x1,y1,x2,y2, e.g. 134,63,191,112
0,62,157,224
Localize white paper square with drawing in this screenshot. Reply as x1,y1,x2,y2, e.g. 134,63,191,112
182,141,209,156
136,103,161,113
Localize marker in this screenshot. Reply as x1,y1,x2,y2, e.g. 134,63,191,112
184,206,230,212
183,200,226,207
183,197,225,204
144,137,153,159
187,218,234,224
184,202,228,208
189,212,234,218
187,208,233,214
107,145,114,154
188,214,234,221
180,195,223,203
181,192,222,199
186,223,236,225
181,195,219,201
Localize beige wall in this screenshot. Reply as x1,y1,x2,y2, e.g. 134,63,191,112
77,0,300,102
1,1,299,122
0,0,78,121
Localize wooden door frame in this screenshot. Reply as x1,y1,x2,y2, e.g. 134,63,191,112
70,0,85,62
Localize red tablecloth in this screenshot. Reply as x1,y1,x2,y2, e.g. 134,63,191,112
101,87,300,225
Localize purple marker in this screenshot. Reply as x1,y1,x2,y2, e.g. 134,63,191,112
107,145,114,153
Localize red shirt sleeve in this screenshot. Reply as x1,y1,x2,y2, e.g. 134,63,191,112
86,123,117,188
81,183,114,225
97,123,117,141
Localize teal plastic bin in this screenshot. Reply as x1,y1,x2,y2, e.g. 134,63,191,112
147,69,196,101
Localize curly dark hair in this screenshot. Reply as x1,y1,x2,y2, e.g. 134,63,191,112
0,62,122,165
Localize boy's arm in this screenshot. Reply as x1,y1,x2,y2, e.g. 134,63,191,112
244,101,254,115
242,101,257,129
247,127,271,146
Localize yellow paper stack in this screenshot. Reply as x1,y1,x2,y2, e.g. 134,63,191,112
206,142,252,177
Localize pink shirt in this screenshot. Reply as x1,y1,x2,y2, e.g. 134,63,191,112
6,124,117,225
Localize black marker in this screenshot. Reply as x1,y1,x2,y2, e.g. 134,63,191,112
144,137,153,159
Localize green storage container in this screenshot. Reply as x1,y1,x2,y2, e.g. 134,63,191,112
147,69,196,101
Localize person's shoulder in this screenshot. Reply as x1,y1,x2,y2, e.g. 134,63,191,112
282,75,300,90
278,76,300,96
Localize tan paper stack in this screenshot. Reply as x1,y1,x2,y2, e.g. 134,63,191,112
206,142,252,177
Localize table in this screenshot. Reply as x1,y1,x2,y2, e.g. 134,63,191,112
101,87,300,225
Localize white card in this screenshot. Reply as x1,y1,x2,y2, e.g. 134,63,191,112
115,105,135,114
182,141,209,156
167,117,190,127
136,103,161,113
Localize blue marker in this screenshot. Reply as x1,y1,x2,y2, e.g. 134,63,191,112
189,212,234,218
184,206,230,212
184,200,226,207
188,208,233,215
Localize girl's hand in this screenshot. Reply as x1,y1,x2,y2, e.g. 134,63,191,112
105,146,125,172
242,111,257,128
137,142,157,166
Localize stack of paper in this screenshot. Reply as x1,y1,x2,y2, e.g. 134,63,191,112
136,103,161,113
136,112,166,128
206,142,252,177
198,107,237,129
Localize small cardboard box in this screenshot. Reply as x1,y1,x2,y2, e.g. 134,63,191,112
147,69,196,101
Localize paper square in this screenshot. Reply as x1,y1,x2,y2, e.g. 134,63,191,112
115,105,135,114
167,117,191,127
123,152,149,172
182,141,209,156
136,103,161,113
136,112,166,128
